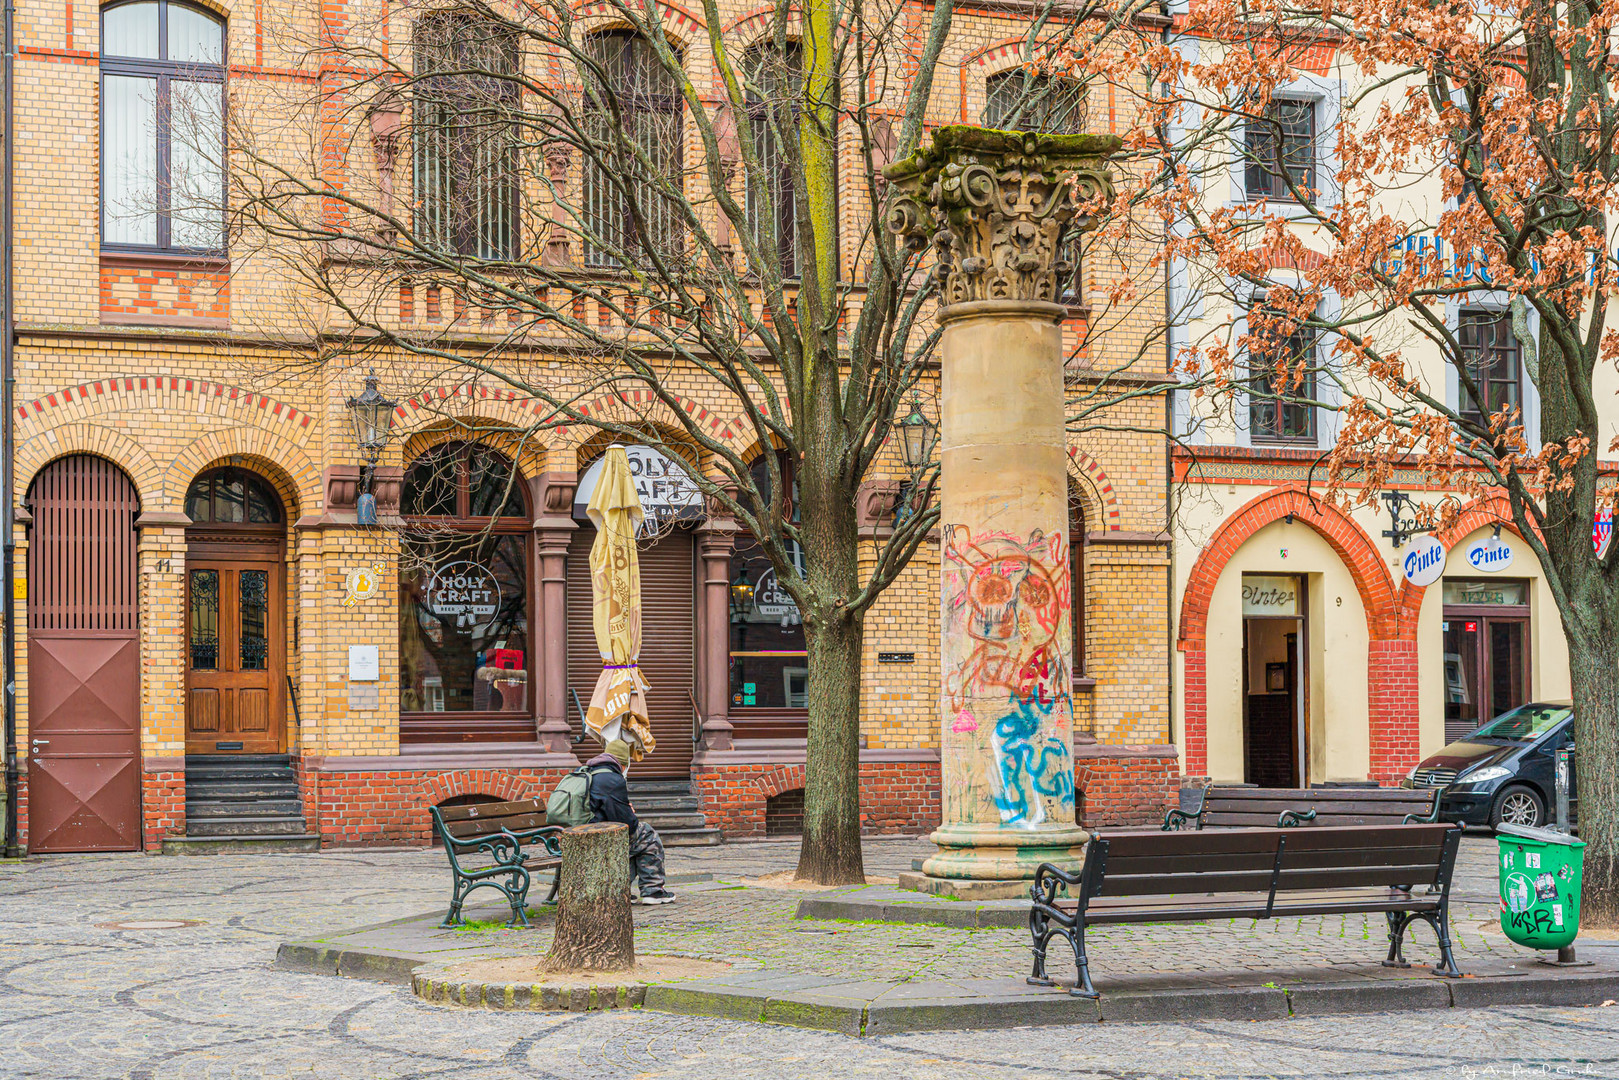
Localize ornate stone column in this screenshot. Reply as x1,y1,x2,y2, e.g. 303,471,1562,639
886,127,1119,889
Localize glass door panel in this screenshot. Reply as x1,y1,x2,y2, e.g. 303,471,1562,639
1443,618,1481,741
1488,619,1528,719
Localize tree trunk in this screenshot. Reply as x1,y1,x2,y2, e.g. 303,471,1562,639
542,822,635,972
1567,630,1619,928
795,608,866,884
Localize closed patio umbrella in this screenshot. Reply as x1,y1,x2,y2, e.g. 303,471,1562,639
583,445,656,760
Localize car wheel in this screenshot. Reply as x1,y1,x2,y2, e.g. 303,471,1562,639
1491,785,1545,830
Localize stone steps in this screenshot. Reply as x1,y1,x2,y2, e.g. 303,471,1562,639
184,754,310,842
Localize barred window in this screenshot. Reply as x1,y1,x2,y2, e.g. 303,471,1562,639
581,32,685,268
1245,99,1316,202
1248,309,1318,444
413,13,519,260
983,70,1086,303
983,70,1086,134
745,42,803,278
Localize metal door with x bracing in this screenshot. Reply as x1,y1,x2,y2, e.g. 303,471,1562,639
25,455,141,852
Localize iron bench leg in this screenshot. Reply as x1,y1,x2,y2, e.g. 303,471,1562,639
1067,918,1098,1000
1028,904,1056,987
440,876,473,929
1383,910,1412,968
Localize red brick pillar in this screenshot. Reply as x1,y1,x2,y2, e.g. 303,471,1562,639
1368,638,1420,784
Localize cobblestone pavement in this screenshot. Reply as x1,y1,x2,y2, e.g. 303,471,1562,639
3,837,1618,1079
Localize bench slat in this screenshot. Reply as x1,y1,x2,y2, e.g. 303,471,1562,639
437,798,547,825
445,813,550,839
1105,843,1448,877
1204,787,1434,803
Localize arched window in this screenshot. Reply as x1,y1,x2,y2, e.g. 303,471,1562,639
399,443,532,734
185,467,284,525
101,0,226,251
413,12,519,259
581,31,684,266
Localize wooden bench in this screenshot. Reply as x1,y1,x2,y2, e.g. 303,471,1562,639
1164,785,1441,831
429,798,563,928
1028,823,1465,998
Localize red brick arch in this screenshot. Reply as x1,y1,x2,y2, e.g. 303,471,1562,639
754,765,806,798
420,771,546,806
1178,485,1411,781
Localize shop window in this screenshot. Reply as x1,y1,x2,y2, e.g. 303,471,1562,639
729,454,807,718
101,0,226,252
581,31,684,267
412,12,519,259
399,443,532,736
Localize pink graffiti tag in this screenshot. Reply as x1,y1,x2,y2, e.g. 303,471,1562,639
952,707,978,733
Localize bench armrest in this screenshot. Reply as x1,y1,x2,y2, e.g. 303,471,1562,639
1402,797,1442,824
1277,808,1317,828
1031,861,1084,905
442,830,530,867
1162,807,1202,831
504,825,563,856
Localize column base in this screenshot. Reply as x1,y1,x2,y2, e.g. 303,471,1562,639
895,871,1034,900
920,821,1088,881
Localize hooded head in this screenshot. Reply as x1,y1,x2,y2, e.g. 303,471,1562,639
605,739,632,769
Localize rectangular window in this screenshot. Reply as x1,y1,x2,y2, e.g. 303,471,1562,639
1248,314,1318,444
746,42,804,279
413,15,519,260
1458,309,1522,430
1245,99,1315,201
100,1,226,253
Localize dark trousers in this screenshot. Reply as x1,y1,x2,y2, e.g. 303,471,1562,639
630,820,666,893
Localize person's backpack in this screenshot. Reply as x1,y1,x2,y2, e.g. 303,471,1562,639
546,764,607,828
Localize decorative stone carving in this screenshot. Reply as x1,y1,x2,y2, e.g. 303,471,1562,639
883,126,1120,307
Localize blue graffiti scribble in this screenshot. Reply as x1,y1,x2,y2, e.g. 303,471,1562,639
991,694,1075,825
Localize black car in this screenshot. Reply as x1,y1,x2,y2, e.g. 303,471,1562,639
1408,701,1578,830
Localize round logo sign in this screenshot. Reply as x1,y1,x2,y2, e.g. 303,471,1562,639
424,561,500,631
1401,534,1446,587
1596,506,1612,558
1465,536,1514,574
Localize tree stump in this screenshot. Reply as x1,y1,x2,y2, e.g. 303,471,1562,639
541,821,635,973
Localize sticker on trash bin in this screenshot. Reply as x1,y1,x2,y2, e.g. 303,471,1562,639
1527,852,1542,869
1534,872,1558,901
1505,873,1532,914
1554,904,1564,927
1502,851,1514,869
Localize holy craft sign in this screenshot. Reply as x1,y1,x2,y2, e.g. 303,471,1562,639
424,561,500,630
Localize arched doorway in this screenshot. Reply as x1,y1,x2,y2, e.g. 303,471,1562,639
567,444,697,779
183,467,287,755
26,454,141,851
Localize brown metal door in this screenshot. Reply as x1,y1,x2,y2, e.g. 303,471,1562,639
567,525,696,778
185,556,283,754
26,455,141,852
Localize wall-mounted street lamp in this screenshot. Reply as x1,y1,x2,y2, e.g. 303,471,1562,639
895,391,938,523
729,566,755,618
345,369,398,526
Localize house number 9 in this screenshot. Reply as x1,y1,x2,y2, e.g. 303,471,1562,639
1336,596,1342,607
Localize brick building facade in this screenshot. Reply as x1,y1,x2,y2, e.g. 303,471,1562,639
10,0,1176,854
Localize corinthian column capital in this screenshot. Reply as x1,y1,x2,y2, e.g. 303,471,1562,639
883,126,1121,308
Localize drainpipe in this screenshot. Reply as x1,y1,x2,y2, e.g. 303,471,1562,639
3,0,17,858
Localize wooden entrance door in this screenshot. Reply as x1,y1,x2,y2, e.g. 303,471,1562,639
186,553,284,754
26,454,142,852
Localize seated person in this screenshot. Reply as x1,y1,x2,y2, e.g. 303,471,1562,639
585,739,675,905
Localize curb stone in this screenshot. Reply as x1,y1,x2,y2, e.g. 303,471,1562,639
410,970,649,1011
1287,979,1453,1016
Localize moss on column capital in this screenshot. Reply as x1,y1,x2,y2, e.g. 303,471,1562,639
884,125,1122,308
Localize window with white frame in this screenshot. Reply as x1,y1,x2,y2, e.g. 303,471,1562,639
1457,309,1522,431
1244,99,1316,202
1247,304,1318,444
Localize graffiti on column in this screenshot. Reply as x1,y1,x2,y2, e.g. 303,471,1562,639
942,525,1075,826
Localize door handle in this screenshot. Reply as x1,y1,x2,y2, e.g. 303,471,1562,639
30,739,48,746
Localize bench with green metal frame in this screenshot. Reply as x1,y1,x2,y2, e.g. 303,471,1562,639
1163,785,1442,831
430,798,563,928
1028,822,1465,998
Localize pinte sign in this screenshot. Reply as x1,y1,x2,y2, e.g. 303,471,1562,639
1465,536,1514,573
1402,535,1446,587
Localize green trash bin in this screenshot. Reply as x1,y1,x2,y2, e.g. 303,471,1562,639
1498,823,1584,951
